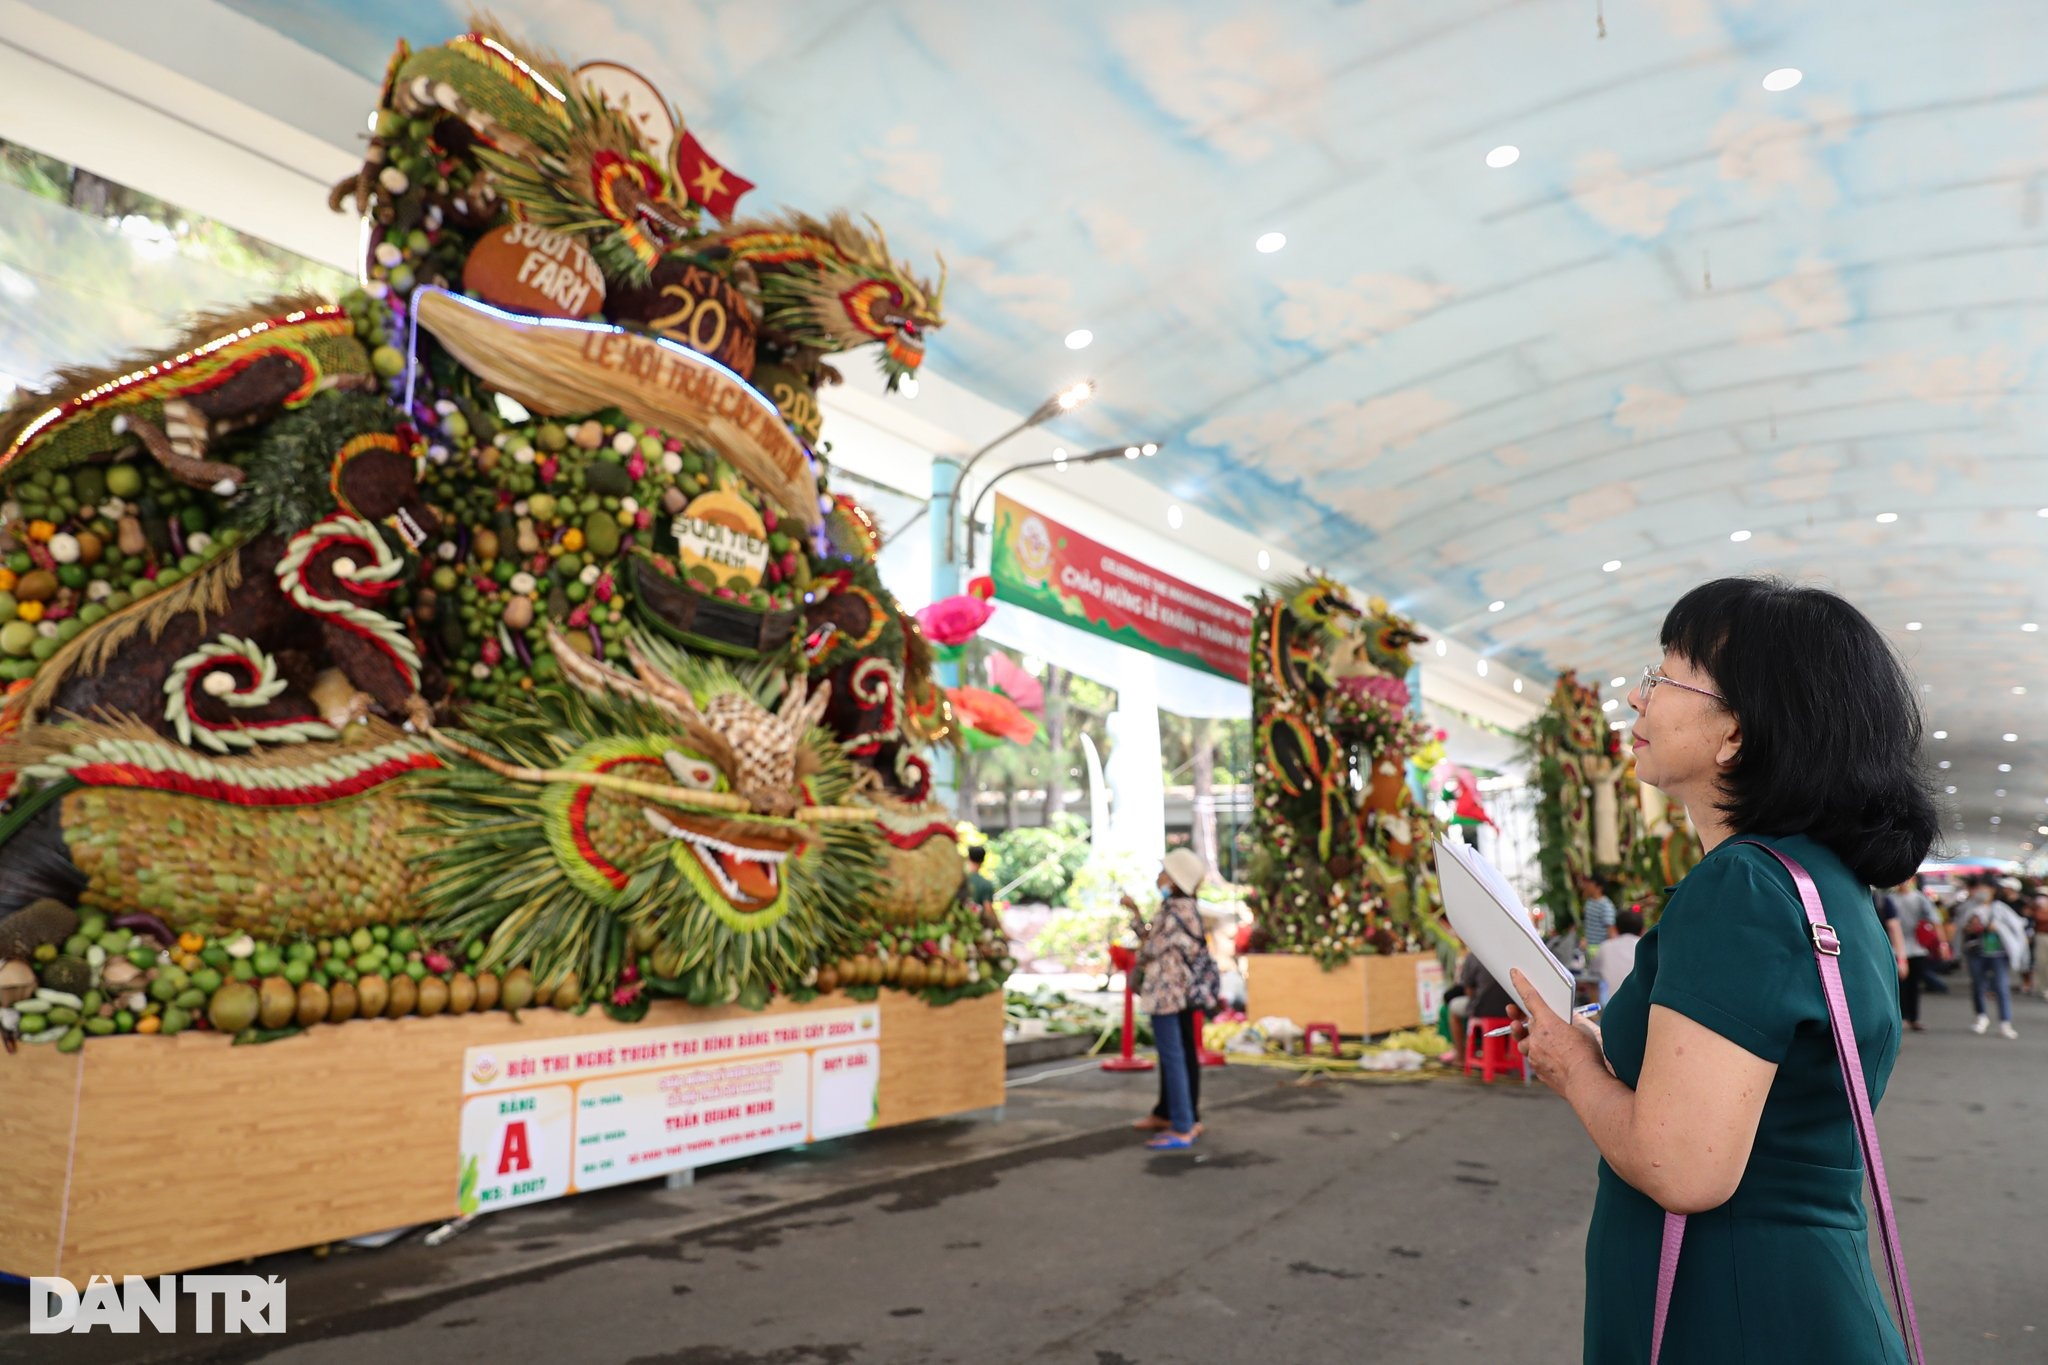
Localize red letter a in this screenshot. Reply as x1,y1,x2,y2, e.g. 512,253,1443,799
497,1121,532,1175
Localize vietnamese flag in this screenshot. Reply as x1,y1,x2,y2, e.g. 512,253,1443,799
673,128,755,220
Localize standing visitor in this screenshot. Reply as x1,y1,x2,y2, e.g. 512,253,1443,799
1123,849,1215,1150
1579,872,1618,975
1889,879,1936,1032
2025,891,2048,998
1505,577,1933,1364
1954,881,2029,1037
1598,909,1644,1004
963,845,997,906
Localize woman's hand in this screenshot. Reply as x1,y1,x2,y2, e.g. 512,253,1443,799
1506,969,1609,1095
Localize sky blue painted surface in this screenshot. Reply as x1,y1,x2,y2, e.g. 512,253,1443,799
216,0,2048,845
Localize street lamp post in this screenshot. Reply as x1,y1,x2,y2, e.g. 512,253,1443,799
938,379,1096,568
961,441,1163,573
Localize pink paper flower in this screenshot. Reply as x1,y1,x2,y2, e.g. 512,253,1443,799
626,452,647,480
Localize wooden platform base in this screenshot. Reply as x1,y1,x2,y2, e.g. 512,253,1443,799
1244,951,1431,1036
0,990,1003,1282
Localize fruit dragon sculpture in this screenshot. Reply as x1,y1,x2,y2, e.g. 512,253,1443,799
1244,576,1447,966
1521,668,1656,934
0,17,998,1052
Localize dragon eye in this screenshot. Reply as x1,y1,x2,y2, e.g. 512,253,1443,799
663,750,718,790
899,318,919,337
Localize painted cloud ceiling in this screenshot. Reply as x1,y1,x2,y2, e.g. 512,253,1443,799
223,0,2048,849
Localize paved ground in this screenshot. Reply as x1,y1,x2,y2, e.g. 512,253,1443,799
5,980,2043,1364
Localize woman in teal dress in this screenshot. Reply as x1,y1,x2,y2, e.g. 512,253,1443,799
1507,578,1936,1364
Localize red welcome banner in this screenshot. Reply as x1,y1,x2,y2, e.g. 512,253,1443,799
988,494,1252,683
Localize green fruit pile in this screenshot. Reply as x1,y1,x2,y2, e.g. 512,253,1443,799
2,912,586,1049
813,900,1014,1000
0,460,240,683
417,409,813,705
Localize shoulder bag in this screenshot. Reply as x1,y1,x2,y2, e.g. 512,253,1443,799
1649,842,1925,1364
1168,901,1223,1014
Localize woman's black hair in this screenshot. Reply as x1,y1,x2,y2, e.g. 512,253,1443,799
1660,577,1938,887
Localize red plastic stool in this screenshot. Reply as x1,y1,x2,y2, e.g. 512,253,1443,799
1464,1016,1529,1085
1191,1010,1227,1067
1101,944,1154,1072
1302,1021,1341,1057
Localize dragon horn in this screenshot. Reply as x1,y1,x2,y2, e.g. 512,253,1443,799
548,628,686,722
624,637,705,719
931,251,947,310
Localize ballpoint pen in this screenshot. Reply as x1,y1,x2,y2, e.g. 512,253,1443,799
1485,1002,1601,1038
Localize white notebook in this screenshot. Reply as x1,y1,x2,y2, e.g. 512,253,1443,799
1433,839,1575,1019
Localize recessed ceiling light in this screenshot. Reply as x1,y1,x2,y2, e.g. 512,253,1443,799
2016,686,2028,695
1488,600,1506,612
1991,815,2002,824
1513,678,1523,694
1875,512,1898,524
1730,529,1752,542
1933,730,1947,739
1611,676,1628,688
1997,789,2008,797
2038,507,2048,518
1257,549,1271,571
1762,68,1803,92
1602,560,1621,573
1938,760,1951,769
1947,786,1958,794
1064,328,1093,350
2000,765,2013,773
2024,623,2040,632
2005,733,2019,742
1166,505,1183,530
1610,720,1626,731
1476,659,1489,677
898,376,920,399
1435,639,1448,657
1905,622,1922,631
1602,698,1618,713
1255,231,1287,254
1485,145,1520,169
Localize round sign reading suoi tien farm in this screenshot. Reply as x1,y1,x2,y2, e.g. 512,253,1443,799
606,258,758,379
461,222,607,319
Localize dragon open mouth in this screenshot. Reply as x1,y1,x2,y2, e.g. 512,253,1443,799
644,807,807,914
391,505,430,551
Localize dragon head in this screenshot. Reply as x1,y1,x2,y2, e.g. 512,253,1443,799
714,212,945,390
548,631,835,922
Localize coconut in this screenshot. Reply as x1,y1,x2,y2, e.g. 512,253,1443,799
447,973,477,1014
549,972,581,1009
207,980,261,1033
416,976,449,1016
0,958,36,1006
355,974,389,1019
473,972,500,1010
385,973,417,1017
257,977,297,1029
500,967,535,1011
814,965,839,994
327,980,359,1024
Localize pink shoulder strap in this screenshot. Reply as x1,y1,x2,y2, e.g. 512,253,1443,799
1649,842,1925,1364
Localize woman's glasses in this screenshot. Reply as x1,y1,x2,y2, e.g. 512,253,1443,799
1640,665,1724,714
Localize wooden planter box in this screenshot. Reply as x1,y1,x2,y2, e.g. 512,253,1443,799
0,990,1002,1283
1244,951,1431,1036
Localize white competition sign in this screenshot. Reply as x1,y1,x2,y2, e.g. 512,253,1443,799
457,1005,880,1212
